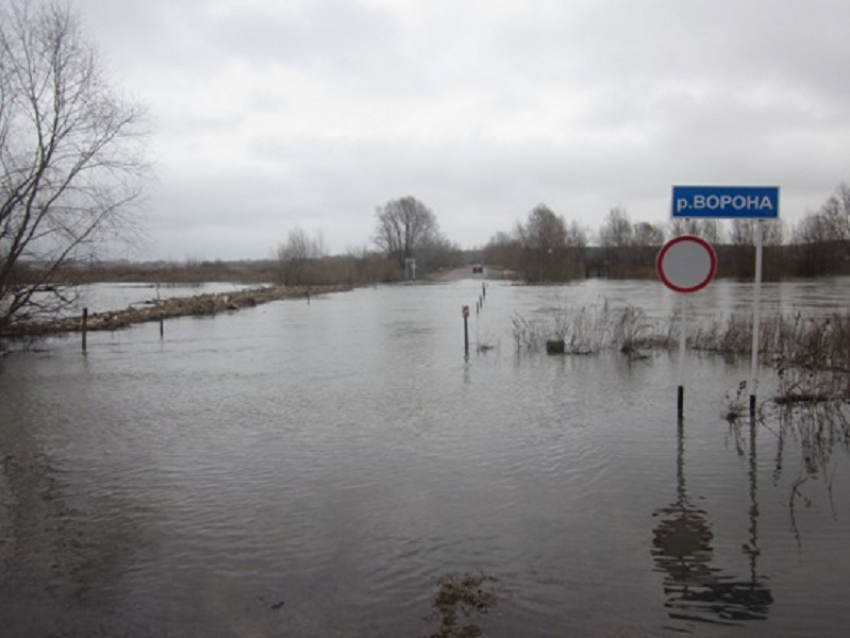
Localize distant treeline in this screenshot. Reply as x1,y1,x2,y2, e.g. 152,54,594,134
14,182,850,287
483,240,850,282
14,239,850,289
482,183,850,282
15,252,426,288
579,241,850,281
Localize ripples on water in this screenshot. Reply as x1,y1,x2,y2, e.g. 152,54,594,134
1,278,849,636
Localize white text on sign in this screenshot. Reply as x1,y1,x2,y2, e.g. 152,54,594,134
671,186,779,219
675,194,774,214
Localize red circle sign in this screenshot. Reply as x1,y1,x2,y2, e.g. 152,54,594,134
656,235,717,293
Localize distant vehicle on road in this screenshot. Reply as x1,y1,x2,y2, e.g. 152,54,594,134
472,263,483,273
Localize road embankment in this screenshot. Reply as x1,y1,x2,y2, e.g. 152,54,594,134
2,284,350,339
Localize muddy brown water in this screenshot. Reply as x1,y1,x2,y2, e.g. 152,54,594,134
1,277,849,637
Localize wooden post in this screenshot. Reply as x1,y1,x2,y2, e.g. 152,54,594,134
81,307,88,352
159,313,164,339
462,305,470,358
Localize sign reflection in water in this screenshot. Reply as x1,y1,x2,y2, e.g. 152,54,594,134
652,416,773,627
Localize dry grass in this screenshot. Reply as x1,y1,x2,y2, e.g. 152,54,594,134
694,312,850,403
518,301,850,406
512,299,671,356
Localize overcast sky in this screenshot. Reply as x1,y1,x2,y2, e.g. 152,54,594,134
73,0,850,261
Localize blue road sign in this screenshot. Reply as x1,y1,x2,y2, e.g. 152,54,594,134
672,186,779,219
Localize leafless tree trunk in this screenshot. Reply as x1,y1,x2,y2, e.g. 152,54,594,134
0,1,150,333
373,196,443,268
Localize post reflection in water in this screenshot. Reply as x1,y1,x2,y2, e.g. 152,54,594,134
651,417,773,628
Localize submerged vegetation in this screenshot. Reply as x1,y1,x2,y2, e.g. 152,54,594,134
511,299,666,357
512,300,670,356
424,571,498,638
518,295,850,554
512,299,850,407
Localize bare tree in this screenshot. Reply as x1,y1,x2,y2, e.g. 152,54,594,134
276,226,326,286
597,207,635,276
668,219,725,244
632,221,665,247
598,207,633,247
518,204,567,251
565,220,588,248
373,196,443,268
415,234,463,270
514,204,584,282
729,219,784,246
793,183,850,245
0,1,150,332
483,229,522,272
791,183,850,276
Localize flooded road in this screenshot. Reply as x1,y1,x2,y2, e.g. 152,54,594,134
1,277,849,636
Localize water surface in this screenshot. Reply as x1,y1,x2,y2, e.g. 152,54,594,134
1,277,849,636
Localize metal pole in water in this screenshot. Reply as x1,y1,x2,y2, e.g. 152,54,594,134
750,220,764,417
81,307,88,352
678,296,686,419
677,386,684,421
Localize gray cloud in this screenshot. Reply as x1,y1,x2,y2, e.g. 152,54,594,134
69,0,850,259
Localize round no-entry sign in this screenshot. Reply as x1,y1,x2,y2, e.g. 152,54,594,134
656,235,717,293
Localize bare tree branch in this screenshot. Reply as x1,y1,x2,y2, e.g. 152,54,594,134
0,1,151,333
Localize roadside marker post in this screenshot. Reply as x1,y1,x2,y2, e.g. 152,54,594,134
462,305,470,359
81,307,88,352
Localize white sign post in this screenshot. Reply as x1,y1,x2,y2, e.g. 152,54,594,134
750,219,764,416
656,236,718,418
671,186,780,417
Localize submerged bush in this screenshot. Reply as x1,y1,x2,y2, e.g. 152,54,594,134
511,299,669,356
424,570,498,638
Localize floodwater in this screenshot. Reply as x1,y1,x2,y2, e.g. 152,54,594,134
1,277,849,637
